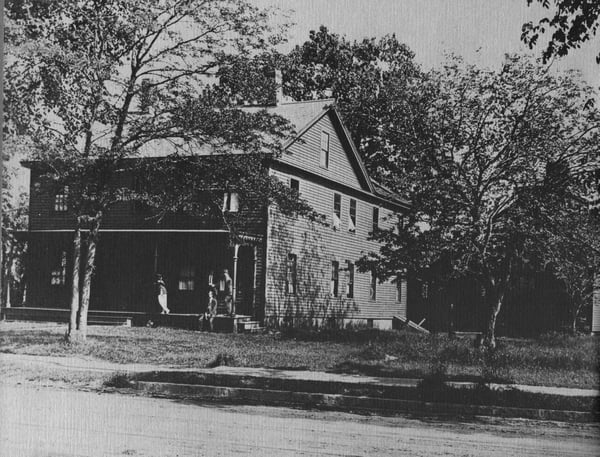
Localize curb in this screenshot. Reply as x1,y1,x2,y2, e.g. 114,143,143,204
133,380,598,423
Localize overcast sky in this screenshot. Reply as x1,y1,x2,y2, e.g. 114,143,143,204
254,0,598,88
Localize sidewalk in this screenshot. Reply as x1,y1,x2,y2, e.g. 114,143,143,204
1,352,598,422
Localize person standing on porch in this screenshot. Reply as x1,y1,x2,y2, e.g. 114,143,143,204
155,274,170,314
205,288,218,331
221,269,234,316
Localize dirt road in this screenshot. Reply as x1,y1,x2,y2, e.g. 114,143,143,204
1,385,598,457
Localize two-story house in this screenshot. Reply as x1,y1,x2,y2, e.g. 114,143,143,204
21,96,410,329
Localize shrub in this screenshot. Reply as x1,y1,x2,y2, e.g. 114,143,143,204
207,353,237,368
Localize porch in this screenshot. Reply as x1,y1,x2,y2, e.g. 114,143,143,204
1,307,263,333
25,230,266,321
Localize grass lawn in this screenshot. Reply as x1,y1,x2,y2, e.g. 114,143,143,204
1,321,598,389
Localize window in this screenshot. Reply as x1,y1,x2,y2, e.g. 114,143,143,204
286,253,297,294
369,270,377,300
333,194,341,230
346,261,354,298
223,192,239,212
50,251,67,286
54,187,68,212
396,276,403,303
330,261,339,297
372,207,379,232
320,131,330,168
421,282,429,299
178,266,195,291
290,178,299,192
348,199,356,232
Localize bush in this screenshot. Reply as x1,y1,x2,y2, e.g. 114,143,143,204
478,348,513,384
207,353,237,368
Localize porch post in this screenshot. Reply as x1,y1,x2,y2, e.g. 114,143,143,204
232,243,240,314
153,243,158,274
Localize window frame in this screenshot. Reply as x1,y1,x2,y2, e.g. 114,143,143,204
290,178,299,192
348,198,356,233
372,207,379,233
53,187,69,213
333,193,341,230
223,192,239,212
320,131,330,169
286,253,298,295
369,269,377,301
50,251,67,286
346,261,354,299
330,261,339,297
178,265,195,291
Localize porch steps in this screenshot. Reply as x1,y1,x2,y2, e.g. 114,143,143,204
237,319,263,333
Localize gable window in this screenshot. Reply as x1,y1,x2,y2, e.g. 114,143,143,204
369,270,377,300
330,261,339,297
178,266,195,291
286,253,297,294
50,251,67,286
346,261,354,298
372,207,379,232
333,193,341,230
290,178,299,192
223,192,239,212
54,187,68,212
348,199,356,232
320,131,330,168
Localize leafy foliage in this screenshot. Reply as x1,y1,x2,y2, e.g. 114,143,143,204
359,55,600,346
522,0,600,63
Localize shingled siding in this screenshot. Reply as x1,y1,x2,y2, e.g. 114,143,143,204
28,168,266,235
264,170,407,328
280,112,364,191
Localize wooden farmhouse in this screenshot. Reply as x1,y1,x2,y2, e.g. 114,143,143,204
18,97,410,330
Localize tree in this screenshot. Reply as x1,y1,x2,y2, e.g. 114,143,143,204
522,0,600,63
360,55,600,348
281,26,424,181
215,26,426,182
5,0,294,340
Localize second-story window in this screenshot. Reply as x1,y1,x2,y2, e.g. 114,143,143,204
348,199,356,232
320,131,330,168
290,178,299,192
54,187,69,212
372,207,379,232
333,193,341,230
223,192,239,212
330,261,339,297
346,261,354,298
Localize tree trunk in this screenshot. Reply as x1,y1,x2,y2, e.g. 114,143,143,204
570,302,582,335
482,287,506,350
66,226,82,342
78,214,101,340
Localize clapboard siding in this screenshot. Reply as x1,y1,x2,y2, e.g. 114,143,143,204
265,170,407,321
280,113,364,191
593,273,600,333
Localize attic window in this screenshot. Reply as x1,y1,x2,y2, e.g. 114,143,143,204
320,131,330,168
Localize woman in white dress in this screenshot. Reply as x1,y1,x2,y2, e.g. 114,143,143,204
155,274,170,314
